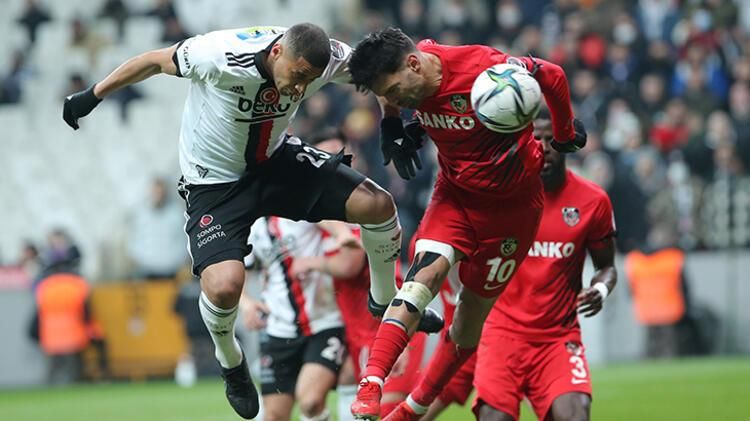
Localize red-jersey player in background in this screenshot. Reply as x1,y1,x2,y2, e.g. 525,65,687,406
420,112,618,421
474,112,617,421
346,27,587,420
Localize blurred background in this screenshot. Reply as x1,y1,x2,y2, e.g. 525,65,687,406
1,0,748,420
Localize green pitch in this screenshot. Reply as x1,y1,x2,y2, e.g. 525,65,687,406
1,357,747,420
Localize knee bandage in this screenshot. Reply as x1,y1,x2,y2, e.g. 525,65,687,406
391,281,433,314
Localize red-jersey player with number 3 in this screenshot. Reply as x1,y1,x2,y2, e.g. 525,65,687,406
471,111,617,421
347,27,587,420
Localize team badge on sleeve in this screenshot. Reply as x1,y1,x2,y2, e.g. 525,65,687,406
500,237,519,256
450,94,468,113
562,207,580,227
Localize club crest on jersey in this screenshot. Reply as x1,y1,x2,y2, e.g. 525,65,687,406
562,207,580,227
566,341,583,356
500,237,518,256
450,94,468,114
199,214,214,229
260,87,280,104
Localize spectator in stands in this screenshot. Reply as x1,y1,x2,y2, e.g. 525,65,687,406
647,156,705,250
0,50,32,105
69,17,109,68
634,73,668,131
161,16,189,44
125,177,187,280
649,98,691,154
64,73,88,98
144,0,178,24
397,0,429,40
19,241,41,281
65,72,143,123
98,0,130,42
701,141,750,248
728,82,750,169
16,0,51,47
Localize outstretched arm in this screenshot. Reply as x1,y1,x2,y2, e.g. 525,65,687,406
94,45,178,98
63,44,178,129
522,57,575,143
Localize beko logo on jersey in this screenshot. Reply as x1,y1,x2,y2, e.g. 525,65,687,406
237,87,291,115
527,241,575,258
415,111,476,130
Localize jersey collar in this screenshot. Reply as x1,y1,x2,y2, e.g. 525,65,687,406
254,34,283,80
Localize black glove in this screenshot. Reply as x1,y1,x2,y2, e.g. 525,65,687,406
63,84,102,130
551,118,587,153
380,117,425,180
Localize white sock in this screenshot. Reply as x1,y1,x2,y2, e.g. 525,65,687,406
406,395,429,415
361,213,401,306
198,292,243,369
337,384,357,421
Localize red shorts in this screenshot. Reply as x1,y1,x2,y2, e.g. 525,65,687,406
473,332,593,420
415,175,544,298
346,330,427,395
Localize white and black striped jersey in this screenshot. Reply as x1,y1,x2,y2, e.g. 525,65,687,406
246,217,342,339
172,26,352,184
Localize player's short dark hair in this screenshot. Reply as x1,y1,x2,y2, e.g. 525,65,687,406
536,107,551,122
349,27,416,92
285,23,331,69
307,127,347,146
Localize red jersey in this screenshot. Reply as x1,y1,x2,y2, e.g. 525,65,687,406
414,40,575,196
327,228,403,345
484,170,616,340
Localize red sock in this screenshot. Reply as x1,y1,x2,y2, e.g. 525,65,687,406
410,330,476,407
364,322,410,380
380,401,399,417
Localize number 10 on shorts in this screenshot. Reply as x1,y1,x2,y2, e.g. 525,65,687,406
484,257,517,290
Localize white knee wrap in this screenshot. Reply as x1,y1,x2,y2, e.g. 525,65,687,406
393,282,434,313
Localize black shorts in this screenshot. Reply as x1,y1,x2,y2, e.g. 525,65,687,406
259,328,345,395
178,138,366,275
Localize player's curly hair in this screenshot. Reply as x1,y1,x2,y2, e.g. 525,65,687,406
349,27,416,93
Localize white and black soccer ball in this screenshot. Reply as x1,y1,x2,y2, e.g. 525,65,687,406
470,63,542,133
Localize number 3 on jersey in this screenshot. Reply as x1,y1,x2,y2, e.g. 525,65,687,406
484,257,517,290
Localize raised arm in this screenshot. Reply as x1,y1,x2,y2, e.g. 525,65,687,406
516,56,586,153
63,44,178,130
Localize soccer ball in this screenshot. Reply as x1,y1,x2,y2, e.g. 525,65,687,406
470,63,542,133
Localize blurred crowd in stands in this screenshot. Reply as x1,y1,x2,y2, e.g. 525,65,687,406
3,0,750,278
